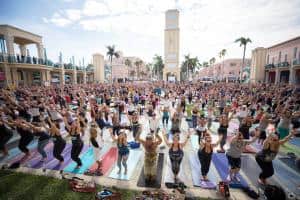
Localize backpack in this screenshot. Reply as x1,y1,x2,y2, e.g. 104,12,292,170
264,184,286,200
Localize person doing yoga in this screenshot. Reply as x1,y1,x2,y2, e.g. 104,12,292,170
89,123,103,174
0,118,14,156
111,130,129,175
255,128,296,185
137,132,162,183
217,114,233,153
198,134,222,181
163,130,190,183
47,117,66,165
226,129,260,182
15,119,34,157
70,118,84,169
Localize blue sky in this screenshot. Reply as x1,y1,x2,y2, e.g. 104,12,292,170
1,0,300,65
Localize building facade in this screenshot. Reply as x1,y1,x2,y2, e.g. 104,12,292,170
198,58,251,81
92,53,104,83
251,36,300,84
163,9,180,81
0,25,93,87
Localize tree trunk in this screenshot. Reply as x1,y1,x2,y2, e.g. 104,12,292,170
110,57,113,83
241,45,246,81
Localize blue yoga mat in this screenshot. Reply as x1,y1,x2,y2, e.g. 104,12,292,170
64,146,94,174
212,153,248,188
189,152,218,187
108,149,142,180
289,137,300,148
0,140,37,164
272,159,300,196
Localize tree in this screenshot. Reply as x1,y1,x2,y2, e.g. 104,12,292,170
125,58,132,68
202,61,209,68
152,55,164,80
235,37,252,80
181,54,200,80
106,45,120,82
209,57,216,66
218,49,227,80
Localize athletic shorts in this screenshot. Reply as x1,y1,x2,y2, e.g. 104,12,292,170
226,154,241,169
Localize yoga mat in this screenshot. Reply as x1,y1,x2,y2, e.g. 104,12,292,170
191,135,199,150
212,153,248,188
64,147,94,174
23,143,53,168
87,146,112,173
99,147,118,175
278,157,300,174
137,153,164,188
272,159,300,196
189,152,218,188
289,137,300,148
108,149,142,180
0,140,37,164
164,155,188,184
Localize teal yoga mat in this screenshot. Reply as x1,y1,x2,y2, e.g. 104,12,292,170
108,149,142,180
63,146,91,174
191,135,199,150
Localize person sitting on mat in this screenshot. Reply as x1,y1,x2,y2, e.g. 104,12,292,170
163,129,190,183
90,123,103,174
226,129,260,182
111,130,129,175
255,129,296,185
137,132,162,183
70,118,84,169
198,134,223,181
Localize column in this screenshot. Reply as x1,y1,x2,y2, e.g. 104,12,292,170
40,70,46,85
289,66,294,84
265,71,269,83
4,64,12,86
11,68,18,86
275,68,280,84
83,69,87,84
19,45,26,56
36,43,44,60
4,35,14,55
22,71,27,85
73,70,77,84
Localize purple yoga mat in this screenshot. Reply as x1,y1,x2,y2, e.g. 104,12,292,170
45,144,89,171
26,143,54,168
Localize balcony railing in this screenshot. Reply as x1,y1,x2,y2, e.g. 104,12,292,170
265,63,275,69
293,58,300,66
276,61,289,68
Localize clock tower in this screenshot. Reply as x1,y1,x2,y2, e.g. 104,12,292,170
164,9,180,81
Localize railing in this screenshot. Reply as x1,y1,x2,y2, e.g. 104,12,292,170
264,63,275,69
276,61,289,68
293,58,300,66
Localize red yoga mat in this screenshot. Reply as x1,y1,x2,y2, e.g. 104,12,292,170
89,147,118,175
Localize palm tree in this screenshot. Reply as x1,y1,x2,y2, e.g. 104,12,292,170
134,59,143,80
153,55,164,80
106,45,120,82
235,37,252,80
125,58,132,68
218,49,227,80
209,57,216,66
202,61,209,68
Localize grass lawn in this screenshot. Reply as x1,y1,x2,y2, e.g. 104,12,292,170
0,170,139,200
0,170,212,200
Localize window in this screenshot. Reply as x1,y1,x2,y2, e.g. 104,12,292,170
294,47,298,59
230,63,236,67
267,55,270,64
272,57,274,64
278,51,281,62
284,54,287,62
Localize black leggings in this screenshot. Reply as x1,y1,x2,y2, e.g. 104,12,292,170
71,142,83,166
255,156,274,179
198,150,212,176
53,141,66,162
0,131,13,150
218,127,227,149
18,135,34,153
162,116,169,125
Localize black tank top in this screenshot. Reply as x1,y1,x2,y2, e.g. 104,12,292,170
71,134,82,145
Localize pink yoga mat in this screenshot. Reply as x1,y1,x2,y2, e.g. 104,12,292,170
94,147,118,175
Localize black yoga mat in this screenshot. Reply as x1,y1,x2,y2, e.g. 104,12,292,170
137,153,164,188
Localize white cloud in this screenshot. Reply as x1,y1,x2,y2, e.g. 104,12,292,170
43,0,300,62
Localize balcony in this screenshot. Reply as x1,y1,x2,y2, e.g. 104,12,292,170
293,58,300,66
265,63,275,69
0,53,54,68
276,61,289,68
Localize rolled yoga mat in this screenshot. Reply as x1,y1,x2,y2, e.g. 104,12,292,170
212,153,248,188
164,155,188,184
189,152,218,189
0,140,37,164
137,153,164,188
108,149,142,180
62,145,90,174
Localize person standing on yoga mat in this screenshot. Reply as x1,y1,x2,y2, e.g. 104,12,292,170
111,130,129,175
130,112,141,141
277,109,291,139
163,130,190,183
15,119,34,157
255,129,296,185
47,117,66,165
70,118,84,169
217,114,233,153
137,132,162,183
226,129,260,182
89,123,103,174
0,118,14,156
198,135,222,181
24,121,50,162
195,117,208,144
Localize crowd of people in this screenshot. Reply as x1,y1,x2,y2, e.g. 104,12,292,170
0,81,299,187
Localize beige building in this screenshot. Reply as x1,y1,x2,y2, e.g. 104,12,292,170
251,36,300,84
92,53,104,83
0,24,94,87
163,9,180,81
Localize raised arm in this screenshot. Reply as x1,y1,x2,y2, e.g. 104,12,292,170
162,130,171,148
155,132,162,145
180,131,191,148
279,130,295,145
